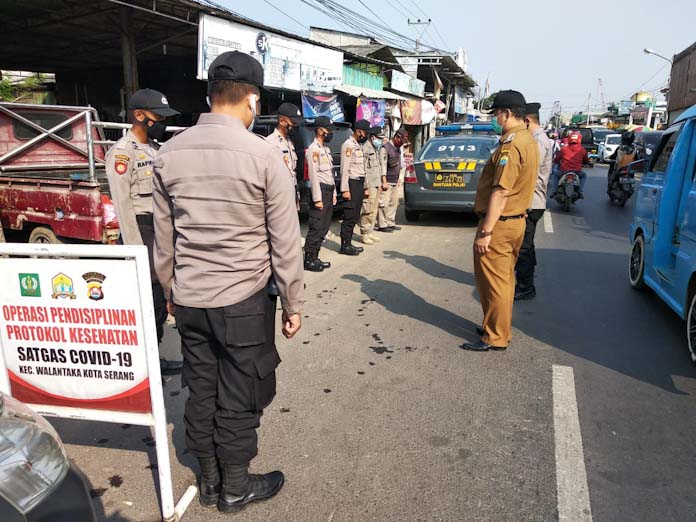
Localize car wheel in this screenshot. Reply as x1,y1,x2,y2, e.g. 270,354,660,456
687,291,696,365
405,210,420,222
29,227,62,244
629,234,645,290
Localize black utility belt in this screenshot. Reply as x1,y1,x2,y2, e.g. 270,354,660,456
477,213,526,221
136,214,154,225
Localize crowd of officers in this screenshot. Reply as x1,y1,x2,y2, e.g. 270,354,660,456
104,46,554,512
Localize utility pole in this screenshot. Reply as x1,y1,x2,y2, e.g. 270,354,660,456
586,93,592,125
598,78,606,112
408,18,431,52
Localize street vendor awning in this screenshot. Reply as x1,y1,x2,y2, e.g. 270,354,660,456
335,85,406,101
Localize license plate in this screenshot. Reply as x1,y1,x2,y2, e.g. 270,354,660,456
432,172,465,188
620,176,635,184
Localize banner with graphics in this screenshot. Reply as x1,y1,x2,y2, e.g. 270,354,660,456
0,257,152,413
301,93,345,122
356,98,386,127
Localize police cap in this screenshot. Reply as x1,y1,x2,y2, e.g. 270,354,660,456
487,90,527,112
127,89,179,117
208,51,264,87
354,119,371,131
277,103,304,124
525,102,541,117
368,126,383,135
312,116,335,130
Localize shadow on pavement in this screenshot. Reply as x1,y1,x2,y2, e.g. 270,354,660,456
383,250,475,286
517,247,690,395
342,274,478,342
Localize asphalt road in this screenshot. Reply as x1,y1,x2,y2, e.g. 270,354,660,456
50,166,696,521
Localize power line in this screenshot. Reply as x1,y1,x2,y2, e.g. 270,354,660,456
261,0,309,32
357,0,390,30
406,0,429,19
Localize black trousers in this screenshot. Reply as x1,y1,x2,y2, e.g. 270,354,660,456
176,287,280,464
515,209,545,291
137,220,168,343
340,178,365,242
305,184,334,256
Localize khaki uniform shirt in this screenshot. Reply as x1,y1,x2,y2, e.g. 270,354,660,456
105,130,157,245
474,124,539,216
531,127,554,210
153,113,304,314
362,140,386,188
307,138,335,202
265,128,298,178
340,136,366,193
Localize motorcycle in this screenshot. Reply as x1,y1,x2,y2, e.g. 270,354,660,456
607,159,644,207
554,171,582,212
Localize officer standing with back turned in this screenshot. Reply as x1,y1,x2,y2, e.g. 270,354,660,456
105,88,182,375
461,90,538,352
153,51,304,513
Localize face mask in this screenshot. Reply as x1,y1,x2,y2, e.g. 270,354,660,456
357,134,368,144
323,132,334,144
490,118,503,135
144,117,166,141
372,138,383,149
247,95,258,132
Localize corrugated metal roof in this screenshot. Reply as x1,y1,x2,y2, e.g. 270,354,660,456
335,85,406,100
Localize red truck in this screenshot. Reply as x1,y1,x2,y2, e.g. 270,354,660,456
0,102,120,244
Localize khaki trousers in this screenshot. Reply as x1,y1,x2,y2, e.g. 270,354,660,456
359,186,380,235
377,182,399,228
473,218,526,347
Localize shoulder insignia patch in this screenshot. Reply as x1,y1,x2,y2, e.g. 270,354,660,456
114,154,130,161
346,148,353,157
114,159,129,175
498,154,509,166
313,151,319,162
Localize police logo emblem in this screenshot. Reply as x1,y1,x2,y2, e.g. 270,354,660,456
115,159,128,175
51,273,76,300
161,96,168,104
82,272,106,301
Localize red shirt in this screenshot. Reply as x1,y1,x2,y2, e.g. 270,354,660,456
555,143,588,171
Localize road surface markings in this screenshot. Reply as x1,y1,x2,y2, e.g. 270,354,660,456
544,211,554,234
553,365,593,521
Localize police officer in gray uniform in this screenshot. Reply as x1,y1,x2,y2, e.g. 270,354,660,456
153,51,304,514
339,119,371,255
105,88,182,375
265,102,303,208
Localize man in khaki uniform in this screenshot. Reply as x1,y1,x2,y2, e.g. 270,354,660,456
462,90,539,352
105,88,182,374
359,127,387,244
265,102,303,208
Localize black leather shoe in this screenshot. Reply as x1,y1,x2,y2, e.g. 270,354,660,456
317,258,331,269
476,326,485,336
376,227,393,233
197,457,220,508
339,244,361,256
515,288,536,301
304,258,324,272
460,340,507,352
160,359,183,375
218,471,285,513
352,244,364,253
390,226,402,231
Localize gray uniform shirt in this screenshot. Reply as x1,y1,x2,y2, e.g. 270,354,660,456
362,140,385,188
340,136,366,193
531,127,554,210
306,138,335,202
153,113,304,314
105,130,157,245
265,128,297,178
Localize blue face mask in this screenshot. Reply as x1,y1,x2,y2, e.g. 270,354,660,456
372,138,383,149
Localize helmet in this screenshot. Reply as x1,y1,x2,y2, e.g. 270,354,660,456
569,131,581,144
621,131,635,145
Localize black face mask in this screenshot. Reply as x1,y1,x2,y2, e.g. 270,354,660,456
323,132,334,144
144,118,167,141
357,134,368,144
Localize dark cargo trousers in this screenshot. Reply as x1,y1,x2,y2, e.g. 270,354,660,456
514,209,545,292
305,184,334,256
176,286,280,464
137,216,168,343
340,178,365,242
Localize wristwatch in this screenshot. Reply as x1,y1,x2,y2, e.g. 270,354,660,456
478,230,492,238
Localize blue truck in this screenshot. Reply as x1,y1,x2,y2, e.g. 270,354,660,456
629,104,696,361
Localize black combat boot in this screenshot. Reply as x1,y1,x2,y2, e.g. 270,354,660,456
315,248,331,269
339,240,361,256
304,251,324,272
197,456,221,507
217,463,285,513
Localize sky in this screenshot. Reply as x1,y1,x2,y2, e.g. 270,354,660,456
219,0,695,121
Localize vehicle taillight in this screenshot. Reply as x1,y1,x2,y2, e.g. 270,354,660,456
101,194,119,228
404,165,417,184
303,148,309,181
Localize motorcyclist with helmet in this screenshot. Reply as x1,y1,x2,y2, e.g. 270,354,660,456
550,131,589,198
607,131,637,195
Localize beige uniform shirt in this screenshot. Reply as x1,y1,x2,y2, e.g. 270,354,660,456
153,113,304,314
340,136,366,193
306,138,335,203
531,127,553,209
362,140,386,188
105,130,157,245
265,128,298,178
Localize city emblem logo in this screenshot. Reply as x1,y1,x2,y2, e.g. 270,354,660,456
18,273,41,297
82,272,106,301
51,273,76,300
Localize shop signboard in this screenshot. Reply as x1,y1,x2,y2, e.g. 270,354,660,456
302,93,345,122
391,70,425,98
356,98,386,127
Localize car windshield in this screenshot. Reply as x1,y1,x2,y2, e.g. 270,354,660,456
593,129,611,142
644,133,662,149
607,135,621,145
419,138,497,160
576,128,593,144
